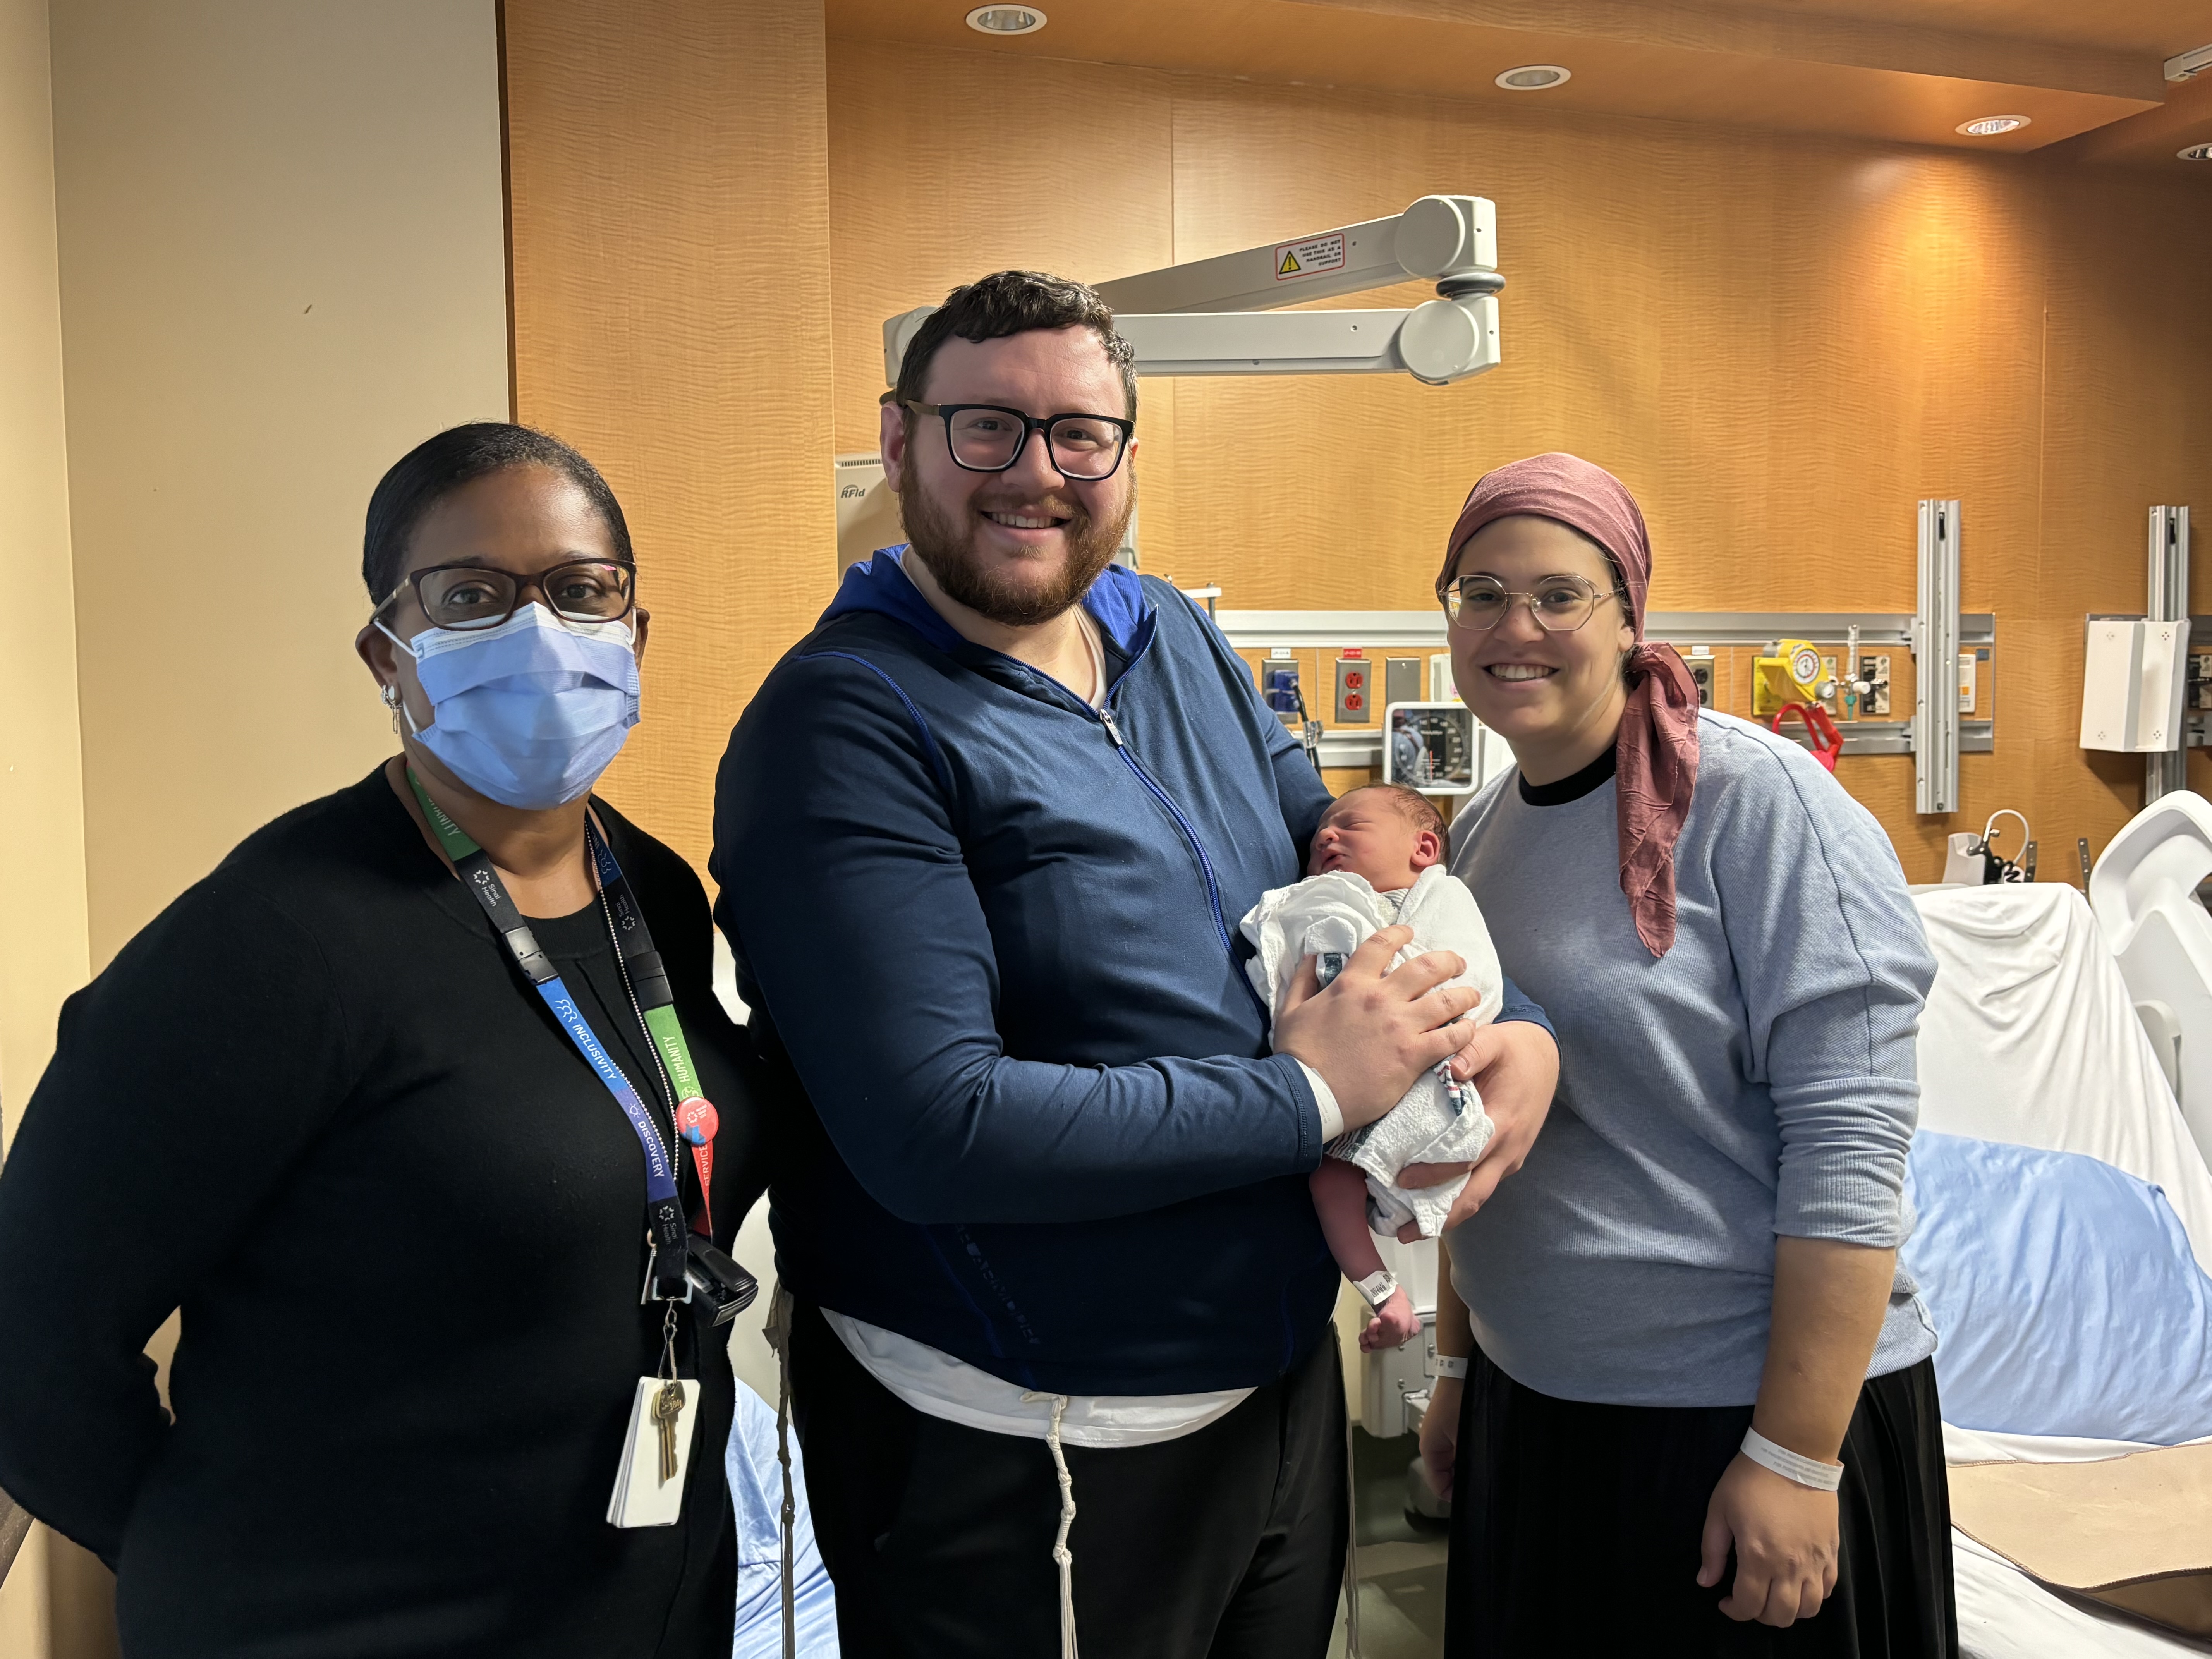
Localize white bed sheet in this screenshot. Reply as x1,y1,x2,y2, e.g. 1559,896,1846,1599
1915,884,2212,1271
1914,885,2212,1658
1953,1531,2212,1659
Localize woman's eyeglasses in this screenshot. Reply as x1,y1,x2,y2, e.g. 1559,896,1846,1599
1441,574,1624,634
377,560,637,632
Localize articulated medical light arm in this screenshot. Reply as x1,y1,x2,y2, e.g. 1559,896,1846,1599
882,194,1504,387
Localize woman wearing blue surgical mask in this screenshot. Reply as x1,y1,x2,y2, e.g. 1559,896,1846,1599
0,423,776,1658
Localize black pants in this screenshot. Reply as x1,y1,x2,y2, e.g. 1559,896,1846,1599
790,1302,1348,1659
1445,1351,1957,1658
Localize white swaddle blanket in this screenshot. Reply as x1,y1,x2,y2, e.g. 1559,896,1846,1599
1239,864,1504,1238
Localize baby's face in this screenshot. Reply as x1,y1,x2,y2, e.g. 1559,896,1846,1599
1308,792,1434,889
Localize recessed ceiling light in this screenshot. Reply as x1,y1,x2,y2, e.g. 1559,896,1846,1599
1956,115,2030,136
2180,142,2212,162
966,5,1046,33
1495,64,1571,91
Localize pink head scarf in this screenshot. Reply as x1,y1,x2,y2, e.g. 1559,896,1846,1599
1437,453,1702,957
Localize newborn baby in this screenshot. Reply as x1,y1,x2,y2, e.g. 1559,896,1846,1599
1240,785,1503,1350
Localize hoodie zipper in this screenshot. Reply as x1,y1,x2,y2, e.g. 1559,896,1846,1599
1097,702,1262,1016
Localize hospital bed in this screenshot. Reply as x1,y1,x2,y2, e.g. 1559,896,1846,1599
1910,854,2212,1656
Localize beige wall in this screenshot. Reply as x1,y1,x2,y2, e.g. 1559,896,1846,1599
0,0,86,1140
48,0,512,967
0,0,92,1642
0,2,112,1648
0,4,510,1651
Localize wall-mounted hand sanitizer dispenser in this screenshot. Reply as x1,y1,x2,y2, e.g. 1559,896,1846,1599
2081,617,2191,753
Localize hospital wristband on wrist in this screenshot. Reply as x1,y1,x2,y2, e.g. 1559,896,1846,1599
1430,1354,1469,1380
1353,1269,1400,1312
1740,1427,1843,1491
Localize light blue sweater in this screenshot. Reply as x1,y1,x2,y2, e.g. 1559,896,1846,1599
1446,711,1940,1407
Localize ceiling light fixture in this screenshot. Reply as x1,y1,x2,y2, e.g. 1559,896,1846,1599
1956,115,2030,136
965,5,1046,33
1495,64,1571,91
2180,143,2212,162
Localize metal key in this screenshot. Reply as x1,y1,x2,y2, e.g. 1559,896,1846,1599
653,1381,684,1483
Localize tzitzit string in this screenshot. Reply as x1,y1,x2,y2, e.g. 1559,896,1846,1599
1022,1390,1081,1659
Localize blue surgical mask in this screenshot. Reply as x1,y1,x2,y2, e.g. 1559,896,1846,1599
378,603,641,809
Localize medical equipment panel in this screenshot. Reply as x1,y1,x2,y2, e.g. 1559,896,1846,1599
1222,607,1999,790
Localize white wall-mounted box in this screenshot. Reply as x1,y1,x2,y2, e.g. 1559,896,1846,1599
2082,617,2191,752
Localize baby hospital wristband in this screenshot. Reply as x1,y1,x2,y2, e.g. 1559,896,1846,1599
1740,1427,1843,1492
1430,1355,1470,1381
1353,1269,1400,1312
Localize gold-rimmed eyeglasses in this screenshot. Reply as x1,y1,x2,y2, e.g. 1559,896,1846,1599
1441,573,1624,633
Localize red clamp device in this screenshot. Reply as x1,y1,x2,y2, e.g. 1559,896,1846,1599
1770,702,1843,773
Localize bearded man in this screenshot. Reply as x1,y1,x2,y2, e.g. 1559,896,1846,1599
711,270,1559,1659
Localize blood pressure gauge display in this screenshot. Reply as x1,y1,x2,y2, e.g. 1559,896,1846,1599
1383,702,1478,794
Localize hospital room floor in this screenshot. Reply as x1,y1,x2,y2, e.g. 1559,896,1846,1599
1327,1428,1450,1659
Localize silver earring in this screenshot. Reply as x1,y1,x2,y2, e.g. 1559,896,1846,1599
380,684,400,709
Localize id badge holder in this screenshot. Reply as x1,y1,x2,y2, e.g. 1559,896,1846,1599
607,1309,699,1528
606,1376,700,1528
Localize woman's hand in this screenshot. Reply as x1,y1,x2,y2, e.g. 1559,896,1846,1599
1697,1454,1839,1625
1276,926,1480,1131
1393,1019,1559,1241
1418,1376,1462,1499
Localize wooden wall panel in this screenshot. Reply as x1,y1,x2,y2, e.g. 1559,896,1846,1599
505,0,836,875
506,23,2210,884
819,40,2212,879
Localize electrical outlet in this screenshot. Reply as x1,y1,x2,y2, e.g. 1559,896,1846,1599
1687,660,1714,709
1334,655,1371,724
1264,665,1303,725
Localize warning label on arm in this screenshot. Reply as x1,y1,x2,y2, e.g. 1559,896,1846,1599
1273,232,1346,281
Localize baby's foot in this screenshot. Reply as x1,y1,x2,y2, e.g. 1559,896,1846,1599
1360,1286,1422,1351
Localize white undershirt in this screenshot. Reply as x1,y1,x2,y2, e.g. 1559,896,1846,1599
831,601,1339,1444
1070,604,1108,709
824,1310,1254,1448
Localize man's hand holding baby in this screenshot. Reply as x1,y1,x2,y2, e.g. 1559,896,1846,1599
1274,923,1481,1131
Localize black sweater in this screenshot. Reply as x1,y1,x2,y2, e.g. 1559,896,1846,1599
0,770,775,1658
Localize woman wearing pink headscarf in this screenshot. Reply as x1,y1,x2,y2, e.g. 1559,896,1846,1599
1417,455,1955,1656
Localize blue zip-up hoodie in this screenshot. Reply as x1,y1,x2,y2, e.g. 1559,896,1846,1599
712,551,1545,1395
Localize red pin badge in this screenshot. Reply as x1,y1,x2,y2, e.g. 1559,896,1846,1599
676,1098,719,1146
677,1097,718,1235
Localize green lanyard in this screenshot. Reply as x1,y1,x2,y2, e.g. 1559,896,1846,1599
409,769,722,1247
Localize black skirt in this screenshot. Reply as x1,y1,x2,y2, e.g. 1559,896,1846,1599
1444,1352,1957,1658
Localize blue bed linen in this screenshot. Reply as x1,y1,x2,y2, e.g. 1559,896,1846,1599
730,1380,841,1658
1903,1131,2212,1444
